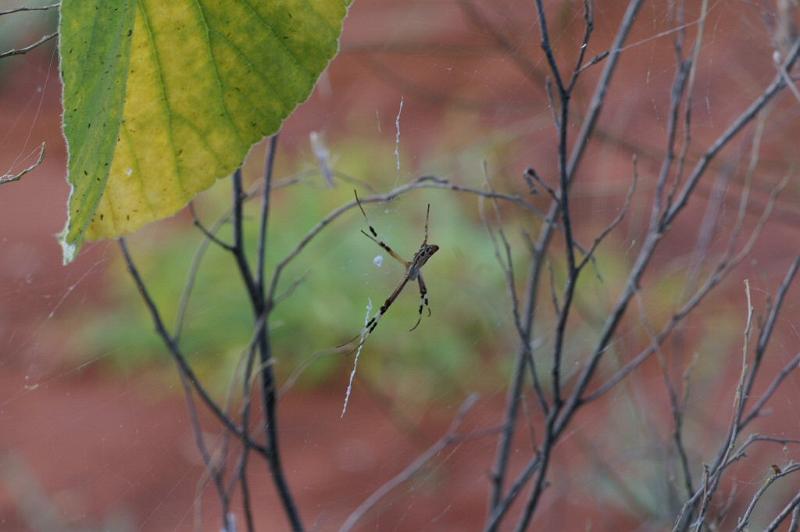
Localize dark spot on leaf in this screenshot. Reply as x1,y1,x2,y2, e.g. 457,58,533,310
100,214,104,220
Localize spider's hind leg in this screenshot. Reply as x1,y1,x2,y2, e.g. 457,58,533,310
422,203,431,245
408,273,431,332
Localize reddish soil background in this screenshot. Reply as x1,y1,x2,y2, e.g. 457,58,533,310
2,1,800,531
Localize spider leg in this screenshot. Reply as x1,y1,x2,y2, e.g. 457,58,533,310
422,203,431,245
365,275,411,335
354,189,408,265
408,273,431,331
360,230,408,265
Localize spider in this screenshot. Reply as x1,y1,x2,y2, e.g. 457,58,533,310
347,190,439,344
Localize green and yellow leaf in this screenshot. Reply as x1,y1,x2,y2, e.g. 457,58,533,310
59,0,350,262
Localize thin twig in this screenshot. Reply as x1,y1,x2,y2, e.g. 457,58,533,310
0,32,57,59
691,279,755,529
340,395,481,532
766,490,800,532
267,175,541,304
567,0,594,92
177,371,234,531
738,255,800,420
741,350,800,427
488,1,646,523
789,505,800,532
585,177,788,402
664,37,800,227
672,257,800,530
257,135,279,292
188,202,233,251
0,142,45,185
638,290,695,499
0,3,59,16
480,162,525,343
231,156,304,531
736,463,800,531
117,238,269,456
577,156,638,271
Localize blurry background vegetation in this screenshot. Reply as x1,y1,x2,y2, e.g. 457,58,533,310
64,130,717,411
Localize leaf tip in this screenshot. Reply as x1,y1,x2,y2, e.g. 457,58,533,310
58,226,79,265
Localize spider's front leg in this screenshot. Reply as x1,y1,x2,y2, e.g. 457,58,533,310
354,189,408,265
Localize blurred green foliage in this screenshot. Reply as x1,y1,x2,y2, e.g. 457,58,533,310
76,138,646,402
76,140,516,400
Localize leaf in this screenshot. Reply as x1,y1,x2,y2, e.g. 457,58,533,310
59,0,350,263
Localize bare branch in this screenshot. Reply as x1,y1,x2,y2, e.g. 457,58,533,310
639,291,695,498
664,37,800,226
766,490,800,532
0,3,59,16
567,0,595,91
736,464,800,531
268,175,541,304
456,0,545,87
740,255,800,426
0,32,57,59
177,371,234,531
790,505,800,532
577,155,638,271
566,0,646,180
0,142,45,185
230,153,304,531
776,60,800,104
533,0,566,93
741,351,800,427
257,135,279,291
341,395,483,532
188,202,234,251
117,238,269,457
585,166,790,404
691,280,756,529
